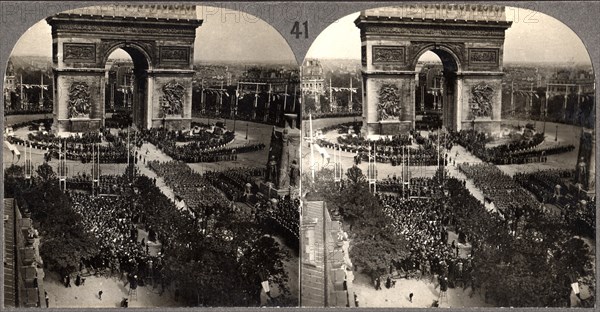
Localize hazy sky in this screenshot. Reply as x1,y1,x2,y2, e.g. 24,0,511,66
305,8,592,65
10,5,296,64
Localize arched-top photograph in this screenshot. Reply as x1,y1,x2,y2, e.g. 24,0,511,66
300,4,595,308
3,4,300,308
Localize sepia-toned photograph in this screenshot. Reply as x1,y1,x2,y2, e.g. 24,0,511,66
300,4,595,308
3,4,300,308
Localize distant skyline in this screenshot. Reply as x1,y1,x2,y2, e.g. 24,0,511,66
9,5,296,65
305,8,592,66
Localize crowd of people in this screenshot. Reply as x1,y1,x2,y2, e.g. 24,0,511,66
514,169,573,204
135,126,265,163
66,174,129,194
377,177,441,198
147,160,232,218
318,135,444,167
204,167,264,202
8,121,265,164
337,134,413,148
28,131,103,144
202,166,300,245
447,129,573,165
495,144,575,164
514,169,595,238
458,163,541,219
319,122,361,135
68,192,152,276
167,142,265,163
373,179,479,289
60,172,203,296
255,197,300,246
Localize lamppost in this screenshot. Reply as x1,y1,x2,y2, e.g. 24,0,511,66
555,124,558,142
246,123,249,140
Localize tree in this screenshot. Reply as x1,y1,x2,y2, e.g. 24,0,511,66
4,164,26,198
346,165,366,184
36,162,56,182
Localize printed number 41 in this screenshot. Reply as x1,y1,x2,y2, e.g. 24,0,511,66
291,21,308,39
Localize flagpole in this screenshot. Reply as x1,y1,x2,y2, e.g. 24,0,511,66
20,75,24,110
329,77,332,110
562,86,568,122
576,85,582,125
201,79,205,115
253,83,259,121
39,72,44,109
309,113,315,182
544,85,548,134
266,83,272,122
349,77,352,111
283,84,288,112
234,81,240,121
510,80,514,118
530,83,534,126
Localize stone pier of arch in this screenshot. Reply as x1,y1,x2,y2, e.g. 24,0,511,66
46,5,202,134
355,5,512,137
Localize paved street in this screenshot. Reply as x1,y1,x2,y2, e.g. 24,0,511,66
43,271,178,308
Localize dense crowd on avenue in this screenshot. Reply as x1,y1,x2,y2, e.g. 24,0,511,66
458,163,541,218
514,169,574,204
148,160,232,218
514,169,596,238
66,174,129,194
255,197,300,245
204,167,265,202
68,192,155,276
377,194,473,286
377,177,441,198
152,162,300,245
447,129,574,164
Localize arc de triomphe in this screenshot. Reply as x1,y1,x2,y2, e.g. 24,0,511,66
355,4,511,136
47,5,202,133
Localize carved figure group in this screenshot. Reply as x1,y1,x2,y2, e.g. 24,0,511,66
160,81,185,116
377,84,402,121
68,82,92,118
469,83,494,118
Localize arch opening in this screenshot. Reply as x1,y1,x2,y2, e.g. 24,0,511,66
414,49,460,131
104,46,150,129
